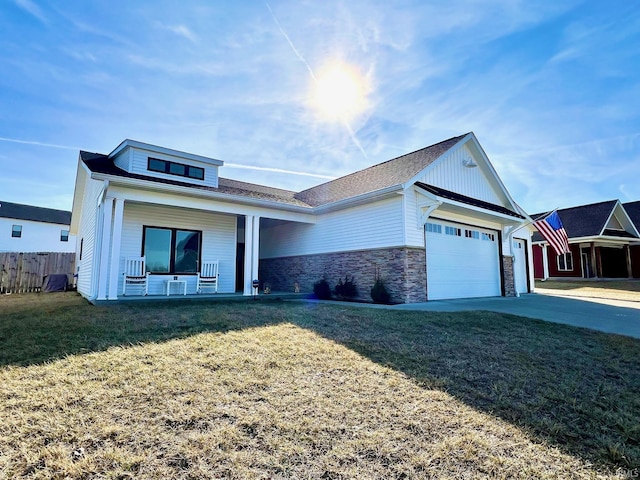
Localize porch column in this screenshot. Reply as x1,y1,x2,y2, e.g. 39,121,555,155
625,244,633,278
251,216,260,289
590,242,598,278
96,197,114,300
107,198,125,299
541,245,549,280
243,216,260,295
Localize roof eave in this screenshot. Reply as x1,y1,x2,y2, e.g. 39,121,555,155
90,172,313,214
109,139,224,167
533,235,640,245
312,184,404,213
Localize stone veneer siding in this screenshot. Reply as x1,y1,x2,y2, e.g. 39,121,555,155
259,247,427,304
502,255,516,297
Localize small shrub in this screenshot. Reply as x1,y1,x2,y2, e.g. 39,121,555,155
334,275,358,300
313,278,332,300
371,276,391,304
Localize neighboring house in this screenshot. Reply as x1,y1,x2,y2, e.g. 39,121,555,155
623,201,640,278
70,133,533,303
0,200,75,253
532,200,640,279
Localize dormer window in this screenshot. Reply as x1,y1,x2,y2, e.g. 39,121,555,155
148,157,205,181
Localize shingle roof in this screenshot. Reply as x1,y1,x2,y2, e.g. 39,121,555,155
623,201,640,231
415,182,524,218
0,200,71,225
80,151,311,208
293,134,468,207
81,134,469,209
531,200,627,242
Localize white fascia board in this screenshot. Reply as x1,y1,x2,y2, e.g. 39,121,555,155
439,196,527,223
311,184,404,214
109,139,224,167
90,172,313,216
412,182,525,224
598,202,618,236
600,201,640,238
70,158,91,234
533,235,639,246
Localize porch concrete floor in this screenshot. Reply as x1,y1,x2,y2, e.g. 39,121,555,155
93,291,310,305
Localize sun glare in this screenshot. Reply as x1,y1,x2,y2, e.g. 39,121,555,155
312,63,369,122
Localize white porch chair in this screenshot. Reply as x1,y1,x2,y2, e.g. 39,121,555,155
122,256,148,296
197,260,219,294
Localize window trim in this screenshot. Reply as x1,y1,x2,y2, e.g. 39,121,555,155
142,226,202,274
557,252,573,271
11,224,22,238
147,157,205,181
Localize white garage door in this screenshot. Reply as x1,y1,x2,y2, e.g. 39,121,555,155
425,220,501,300
513,239,528,295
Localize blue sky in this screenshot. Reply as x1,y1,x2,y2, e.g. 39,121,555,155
1,0,638,214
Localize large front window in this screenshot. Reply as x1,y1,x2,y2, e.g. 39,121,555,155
143,227,201,274
557,252,573,271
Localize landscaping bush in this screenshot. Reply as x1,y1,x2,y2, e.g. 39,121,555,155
313,278,332,300
334,275,358,300
371,277,391,304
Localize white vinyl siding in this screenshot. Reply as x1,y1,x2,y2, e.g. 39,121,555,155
0,218,75,253
260,196,404,258
417,145,503,205
118,203,236,295
426,219,501,300
112,148,131,172
130,149,218,188
76,177,103,296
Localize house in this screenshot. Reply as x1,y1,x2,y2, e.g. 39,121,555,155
69,133,533,303
532,200,640,279
623,201,640,278
0,200,75,253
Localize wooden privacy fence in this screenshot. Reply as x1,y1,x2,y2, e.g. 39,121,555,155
0,252,75,294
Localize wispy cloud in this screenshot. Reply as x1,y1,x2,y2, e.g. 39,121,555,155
158,23,198,44
0,137,79,150
14,0,47,24
265,2,368,160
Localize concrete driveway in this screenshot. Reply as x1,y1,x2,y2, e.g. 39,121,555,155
389,293,640,339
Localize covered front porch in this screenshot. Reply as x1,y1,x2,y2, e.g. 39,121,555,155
93,187,314,301
534,239,640,280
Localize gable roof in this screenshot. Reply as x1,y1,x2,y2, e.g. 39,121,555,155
532,200,636,242
293,134,467,207
415,182,525,218
624,201,640,231
0,200,71,225
80,151,311,208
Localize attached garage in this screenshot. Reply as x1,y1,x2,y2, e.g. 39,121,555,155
425,219,501,300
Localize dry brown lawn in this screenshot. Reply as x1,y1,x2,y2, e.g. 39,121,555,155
535,280,640,302
1,292,638,479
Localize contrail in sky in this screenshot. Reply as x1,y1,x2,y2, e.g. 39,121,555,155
0,135,335,180
0,136,80,150
224,162,335,180
265,2,368,160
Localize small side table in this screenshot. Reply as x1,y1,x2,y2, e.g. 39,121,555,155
164,278,187,296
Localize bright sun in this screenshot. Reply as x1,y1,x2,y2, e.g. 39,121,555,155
312,63,369,122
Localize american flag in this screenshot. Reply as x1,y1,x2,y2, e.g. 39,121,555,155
534,211,570,255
